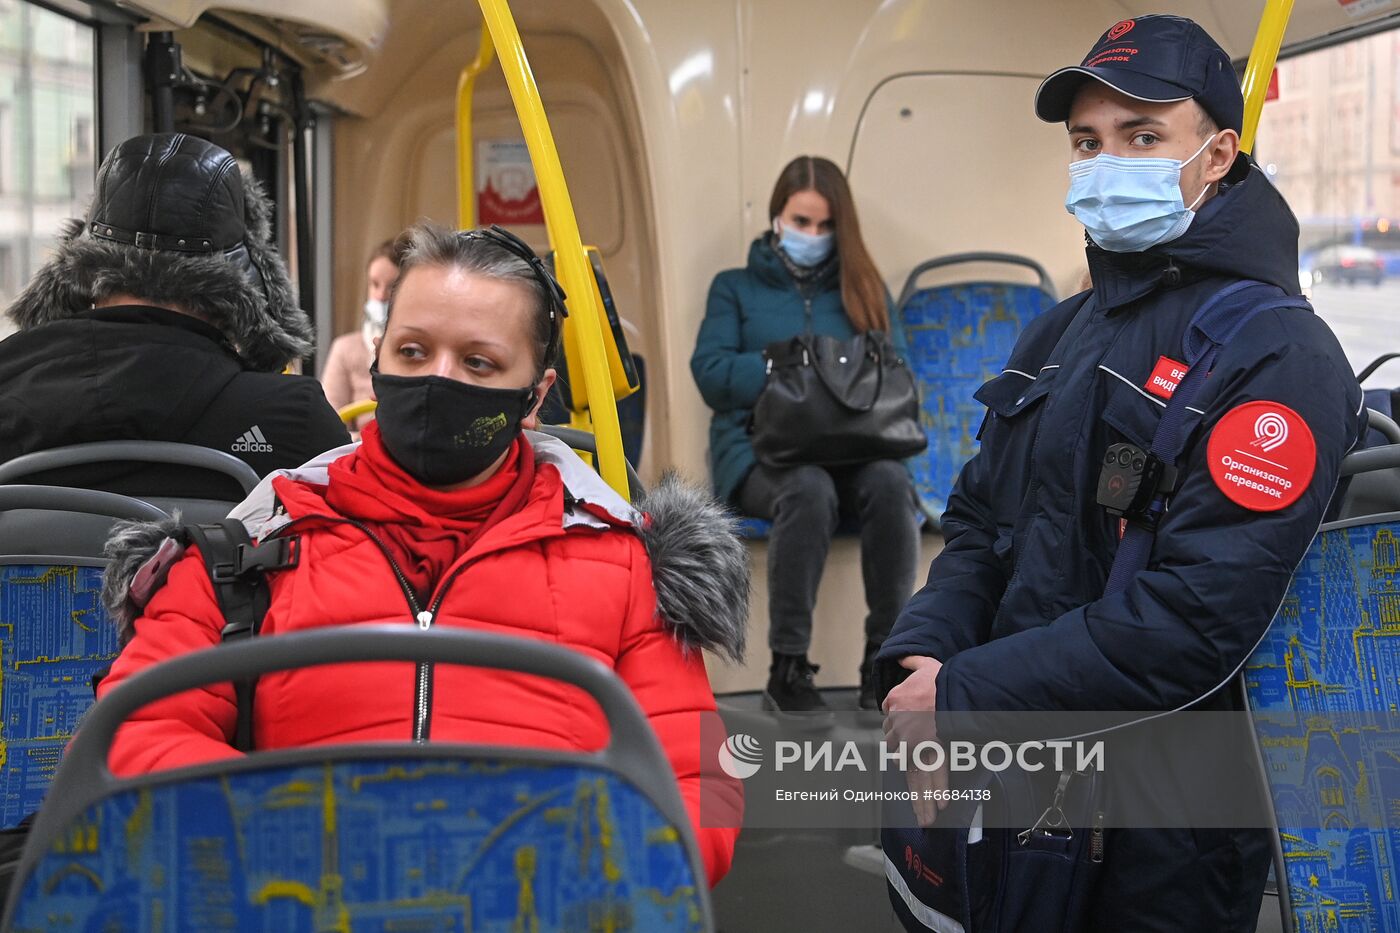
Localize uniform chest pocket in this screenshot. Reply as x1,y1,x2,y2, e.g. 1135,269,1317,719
974,368,1057,438
1099,371,1168,449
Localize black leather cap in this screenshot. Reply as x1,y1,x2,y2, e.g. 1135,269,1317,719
6,131,313,371
86,133,263,291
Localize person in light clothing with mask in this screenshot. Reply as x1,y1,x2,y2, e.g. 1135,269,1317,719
99,223,746,886
877,16,1361,931
320,237,405,431
691,155,918,716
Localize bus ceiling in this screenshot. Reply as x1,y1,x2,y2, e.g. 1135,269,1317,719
110,1,1400,90
114,0,388,78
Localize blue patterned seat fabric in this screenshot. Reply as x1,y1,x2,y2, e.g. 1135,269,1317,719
9,755,705,932
1244,519,1400,932
900,281,1057,525
0,562,116,829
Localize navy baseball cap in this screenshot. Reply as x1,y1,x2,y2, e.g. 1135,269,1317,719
1035,15,1243,133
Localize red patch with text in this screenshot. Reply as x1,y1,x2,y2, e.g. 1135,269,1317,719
1145,356,1188,400
1206,401,1315,511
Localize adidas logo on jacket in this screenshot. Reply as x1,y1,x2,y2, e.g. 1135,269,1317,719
232,425,274,454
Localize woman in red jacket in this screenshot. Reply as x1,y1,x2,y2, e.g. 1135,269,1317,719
99,223,747,884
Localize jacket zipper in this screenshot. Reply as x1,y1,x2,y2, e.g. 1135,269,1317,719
410,561,480,741
266,513,437,741
259,512,499,742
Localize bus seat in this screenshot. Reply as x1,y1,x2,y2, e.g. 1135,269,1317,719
1243,447,1400,933
0,486,169,831
733,512,926,541
896,253,1058,526
0,441,260,524
1339,412,1400,519
535,424,645,503
736,517,774,540
3,627,714,932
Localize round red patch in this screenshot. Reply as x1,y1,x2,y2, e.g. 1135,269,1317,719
1206,401,1315,511
1107,20,1135,40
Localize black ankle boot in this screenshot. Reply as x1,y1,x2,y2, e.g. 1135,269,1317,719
763,653,833,725
859,641,882,711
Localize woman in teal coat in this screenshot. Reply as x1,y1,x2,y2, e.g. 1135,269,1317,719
691,155,919,715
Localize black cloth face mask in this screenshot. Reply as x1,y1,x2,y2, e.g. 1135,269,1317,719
371,364,539,486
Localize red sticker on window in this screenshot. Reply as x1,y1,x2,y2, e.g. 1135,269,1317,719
1145,356,1188,400
1206,401,1315,511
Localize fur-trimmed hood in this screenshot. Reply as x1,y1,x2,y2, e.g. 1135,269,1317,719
7,133,311,371
102,432,749,661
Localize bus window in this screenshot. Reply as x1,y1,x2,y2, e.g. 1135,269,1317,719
0,1,96,339
1254,26,1400,378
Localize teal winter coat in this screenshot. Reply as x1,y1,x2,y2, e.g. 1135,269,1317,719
690,235,906,503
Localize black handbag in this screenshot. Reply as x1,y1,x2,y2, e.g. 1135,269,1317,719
750,330,926,467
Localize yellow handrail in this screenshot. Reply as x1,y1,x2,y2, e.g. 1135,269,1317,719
457,28,496,227
338,399,378,425
1239,0,1295,154
476,0,629,496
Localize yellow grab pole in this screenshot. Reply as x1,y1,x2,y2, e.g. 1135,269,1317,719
1239,0,1294,154
456,28,496,228
477,0,629,496
337,399,378,425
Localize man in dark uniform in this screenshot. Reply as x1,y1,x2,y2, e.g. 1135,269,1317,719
0,133,348,498
878,15,1363,931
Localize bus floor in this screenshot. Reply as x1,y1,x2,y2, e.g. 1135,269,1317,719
713,689,1288,933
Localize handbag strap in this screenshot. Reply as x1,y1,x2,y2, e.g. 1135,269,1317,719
1104,280,1311,595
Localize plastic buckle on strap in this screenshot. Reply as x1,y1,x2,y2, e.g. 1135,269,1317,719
235,537,299,575
208,559,240,584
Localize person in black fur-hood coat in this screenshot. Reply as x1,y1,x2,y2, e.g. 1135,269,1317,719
0,132,348,498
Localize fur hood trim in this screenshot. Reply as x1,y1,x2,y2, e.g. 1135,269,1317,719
102,436,750,662
102,515,184,646
636,472,749,663
6,173,311,371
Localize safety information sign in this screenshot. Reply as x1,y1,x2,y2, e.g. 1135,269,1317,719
1206,401,1315,511
477,139,545,226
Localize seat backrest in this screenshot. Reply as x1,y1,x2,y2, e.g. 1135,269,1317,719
0,558,116,830
535,424,646,502
0,441,260,521
0,486,169,831
896,254,1058,524
3,627,714,932
1339,410,1400,520
1244,491,1400,931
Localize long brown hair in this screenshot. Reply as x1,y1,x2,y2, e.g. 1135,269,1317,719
768,155,888,332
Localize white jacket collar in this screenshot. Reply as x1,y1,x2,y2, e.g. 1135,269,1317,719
229,431,636,540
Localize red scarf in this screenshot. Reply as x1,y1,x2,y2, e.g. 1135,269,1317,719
326,421,536,604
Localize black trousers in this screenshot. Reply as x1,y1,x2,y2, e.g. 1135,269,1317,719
739,460,919,655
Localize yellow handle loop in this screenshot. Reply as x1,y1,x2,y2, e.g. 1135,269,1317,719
1239,0,1295,155
475,0,629,497
456,28,497,228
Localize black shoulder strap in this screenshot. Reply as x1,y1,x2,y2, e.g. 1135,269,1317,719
186,519,298,752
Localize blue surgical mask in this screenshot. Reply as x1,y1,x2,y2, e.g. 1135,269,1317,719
774,221,834,267
1064,134,1216,253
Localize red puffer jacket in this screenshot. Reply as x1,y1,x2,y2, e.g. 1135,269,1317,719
99,426,748,884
